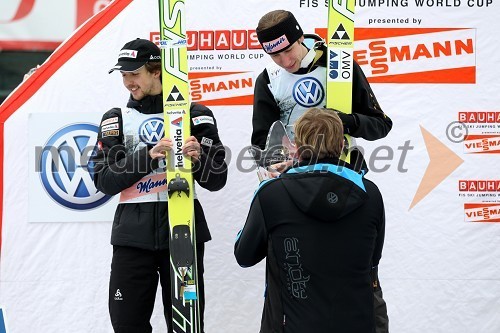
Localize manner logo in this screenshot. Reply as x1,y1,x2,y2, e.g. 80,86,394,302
39,123,111,210
139,117,164,145
293,77,325,107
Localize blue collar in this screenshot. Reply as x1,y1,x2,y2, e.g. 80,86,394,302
285,163,366,191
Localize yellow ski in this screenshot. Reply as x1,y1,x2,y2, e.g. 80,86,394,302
327,0,355,163
159,0,200,331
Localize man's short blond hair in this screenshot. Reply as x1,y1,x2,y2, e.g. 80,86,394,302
294,107,344,160
256,10,290,31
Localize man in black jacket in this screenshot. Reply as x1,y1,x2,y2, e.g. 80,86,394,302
235,107,385,333
252,10,390,331
91,38,227,333
252,10,392,175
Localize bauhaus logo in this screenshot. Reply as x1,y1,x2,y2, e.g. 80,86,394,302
459,180,500,192
293,77,325,107
139,117,164,145
151,30,261,51
459,112,500,123
39,123,111,210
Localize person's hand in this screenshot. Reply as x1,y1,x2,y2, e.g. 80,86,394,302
149,138,173,159
267,159,293,178
336,112,359,134
182,136,202,162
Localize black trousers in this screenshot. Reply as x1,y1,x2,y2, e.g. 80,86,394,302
109,244,205,333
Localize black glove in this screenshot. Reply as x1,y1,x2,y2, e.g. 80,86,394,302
337,112,359,135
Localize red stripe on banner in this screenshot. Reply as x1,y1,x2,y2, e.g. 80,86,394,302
315,27,468,41
354,28,468,40
0,40,62,51
188,72,248,79
0,0,134,256
367,67,476,84
199,95,254,106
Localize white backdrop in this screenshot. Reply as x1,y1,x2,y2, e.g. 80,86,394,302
1,0,500,332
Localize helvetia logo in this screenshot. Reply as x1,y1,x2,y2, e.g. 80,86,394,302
171,117,183,127
39,123,112,210
316,27,476,83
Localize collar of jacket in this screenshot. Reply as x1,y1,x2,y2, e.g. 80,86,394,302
286,158,366,192
293,157,359,172
126,94,163,114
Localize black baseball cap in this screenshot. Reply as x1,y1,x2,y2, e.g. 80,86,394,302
108,38,161,74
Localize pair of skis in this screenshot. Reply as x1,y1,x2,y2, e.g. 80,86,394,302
253,0,356,179
157,1,355,331
159,0,201,332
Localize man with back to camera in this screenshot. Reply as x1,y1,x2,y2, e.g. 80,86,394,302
236,107,386,333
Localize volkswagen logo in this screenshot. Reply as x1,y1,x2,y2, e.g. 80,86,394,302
139,117,164,144
39,123,112,210
293,77,325,108
327,192,338,204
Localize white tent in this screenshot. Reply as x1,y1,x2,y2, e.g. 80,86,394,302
1,0,499,332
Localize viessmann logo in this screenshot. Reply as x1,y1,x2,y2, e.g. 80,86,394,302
189,72,254,106
316,27,476,83
464,203,500,222
463,135,500,154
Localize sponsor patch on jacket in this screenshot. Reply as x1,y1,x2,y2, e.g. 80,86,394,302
192,115,214,126
201,137,213,147
102,130,120,137
101,117,118,126
101,123,119,131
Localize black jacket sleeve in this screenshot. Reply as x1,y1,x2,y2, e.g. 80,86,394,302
371,187,389,333
350,61,393,141
90,108,159,196
234,193,268,267
190,103,227,192
251,70,280,149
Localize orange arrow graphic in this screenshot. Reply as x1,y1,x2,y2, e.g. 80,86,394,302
409,125,464,210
